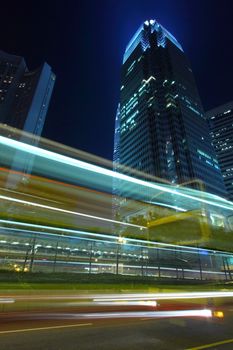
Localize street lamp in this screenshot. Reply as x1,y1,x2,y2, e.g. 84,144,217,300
116,236,126,274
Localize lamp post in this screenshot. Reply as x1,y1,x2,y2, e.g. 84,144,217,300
116,236,126,275
29,232,37,273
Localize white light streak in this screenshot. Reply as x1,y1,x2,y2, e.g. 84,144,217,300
0,298,15,304
6,291,233,302
1,135,233,211
0,194,144,229
73,309,212,319
93,291,233,301
1,219,232,256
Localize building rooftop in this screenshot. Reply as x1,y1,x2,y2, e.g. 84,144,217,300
123,19,183,63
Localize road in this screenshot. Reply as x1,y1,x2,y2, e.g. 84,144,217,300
0,291,233,349
0,306,233,350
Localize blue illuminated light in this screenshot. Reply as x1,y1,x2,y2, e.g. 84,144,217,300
200,250,208,256
0,134,233,212
123,25,150,63
123,19,183,64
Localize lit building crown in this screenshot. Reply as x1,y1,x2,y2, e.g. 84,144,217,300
123,19,183,63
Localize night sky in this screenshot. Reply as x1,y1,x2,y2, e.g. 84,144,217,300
1,0,233,160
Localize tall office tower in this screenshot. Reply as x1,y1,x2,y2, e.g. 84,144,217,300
114,20,226,197
0,50,55,136
206,101,233,201
0,50,55,181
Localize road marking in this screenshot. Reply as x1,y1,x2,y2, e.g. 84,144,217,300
0,323,92,335
186,338,233,349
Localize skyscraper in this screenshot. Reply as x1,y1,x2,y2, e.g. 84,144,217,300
0,50,55,181
114,20,226,198
0,50,55,136
206,101,233,200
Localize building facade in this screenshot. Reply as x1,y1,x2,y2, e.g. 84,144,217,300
0,50,55,136
206,101,233,201
114,20,226,198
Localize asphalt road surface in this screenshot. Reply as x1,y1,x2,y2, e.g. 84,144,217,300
0,309,233,350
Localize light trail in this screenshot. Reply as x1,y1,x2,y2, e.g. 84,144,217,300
148,200,186,212
0,226,125,248
0,194,145,230
104,300,157,307
66,300,158,307
0,309,211,320
3,291,233,301
0,298,15,304
1,135,233,211
1,256,227,277
1,219,232,256
0,187,62,204
92,291,233,301
79,309,213,319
